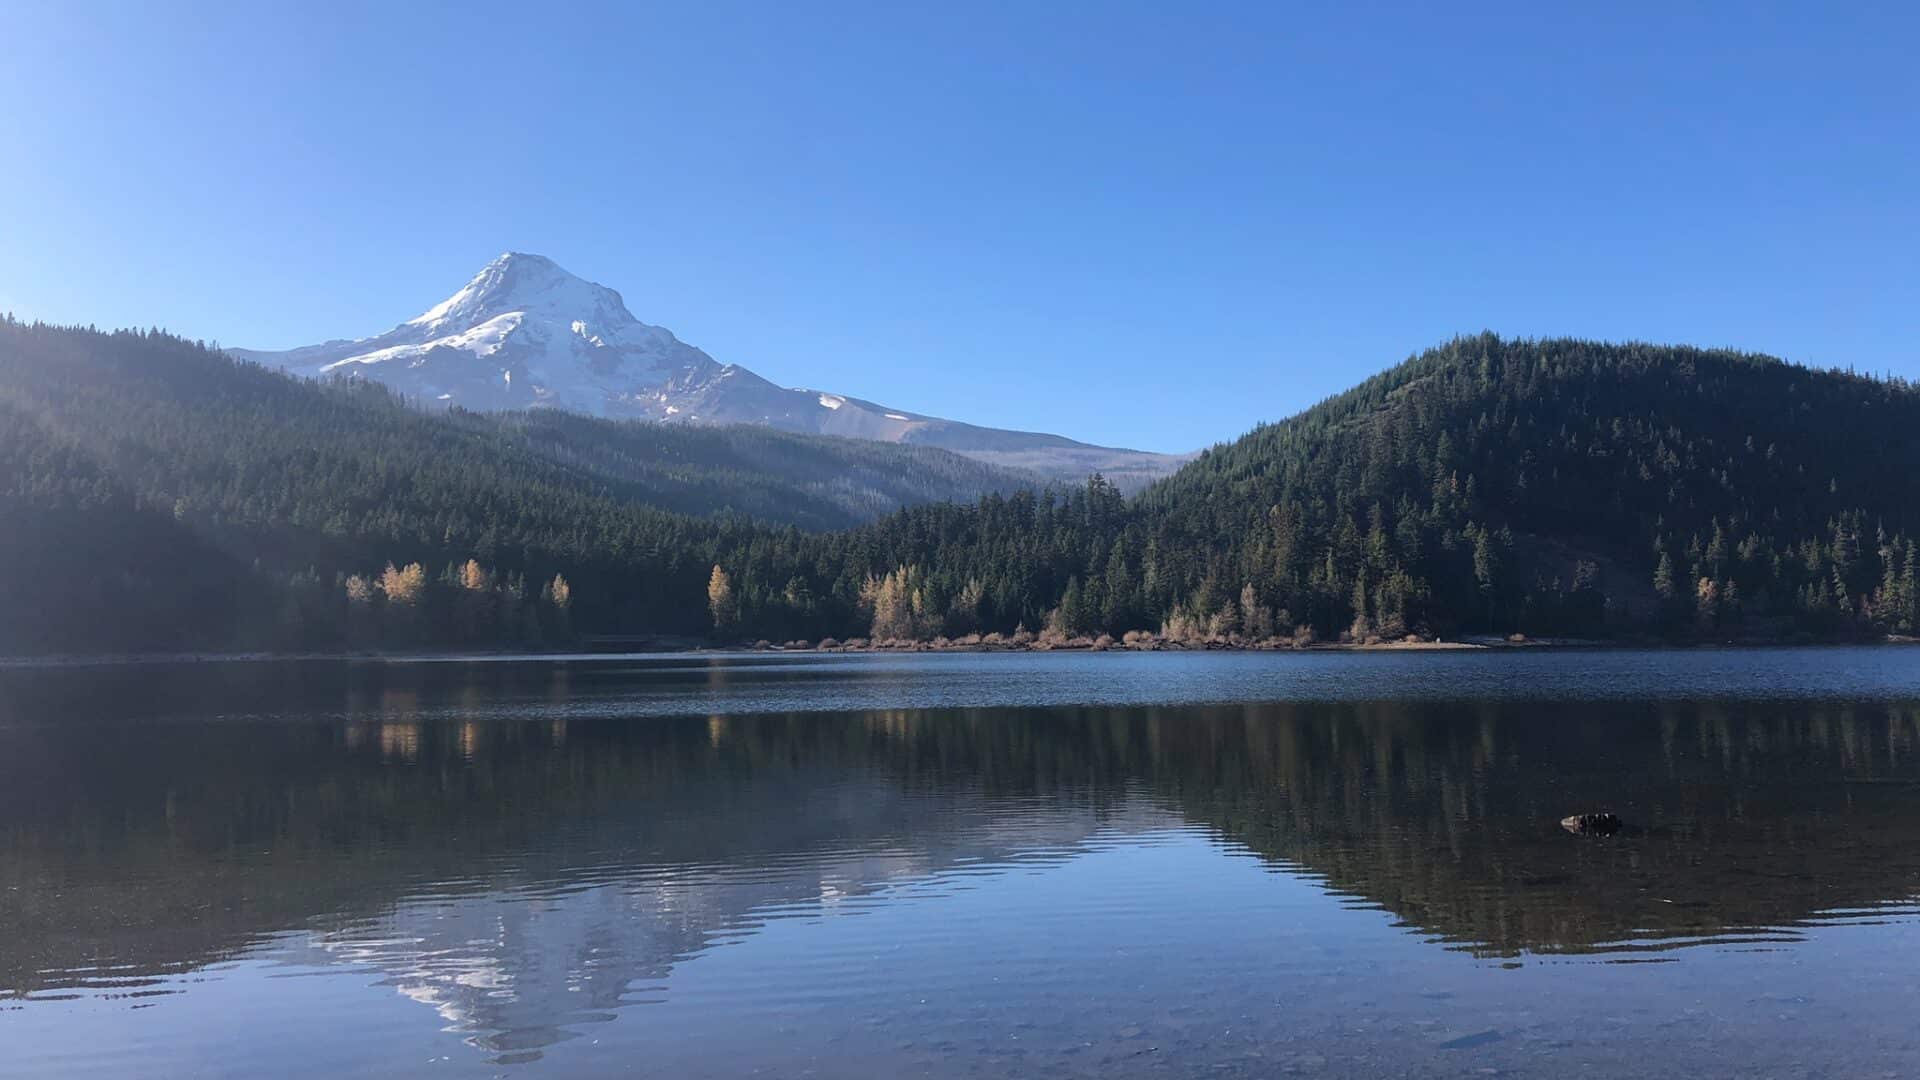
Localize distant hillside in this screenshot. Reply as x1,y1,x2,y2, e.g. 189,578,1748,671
463,409,1045,529
0,319,1038,526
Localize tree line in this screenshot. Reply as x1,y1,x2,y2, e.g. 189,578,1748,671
3,321,1917,654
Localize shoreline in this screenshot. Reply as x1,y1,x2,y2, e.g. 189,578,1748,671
3,634,1913,668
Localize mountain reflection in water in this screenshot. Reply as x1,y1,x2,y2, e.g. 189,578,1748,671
2,652,1919,1075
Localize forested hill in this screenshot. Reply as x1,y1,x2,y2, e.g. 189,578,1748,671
0,320,1032,652
1127,333,1920,639
4,323,1918,654
726,334,1920,647
1,322,1040,532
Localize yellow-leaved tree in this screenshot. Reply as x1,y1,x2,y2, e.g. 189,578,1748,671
543,573,571,610
379,562,426,606
459,558,491,592
707,565,736,632
860,564,935,640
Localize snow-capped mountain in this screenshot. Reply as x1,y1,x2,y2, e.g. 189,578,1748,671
231,253,1187,486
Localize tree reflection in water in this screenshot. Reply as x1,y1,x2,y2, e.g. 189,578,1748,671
2,658,1918,1065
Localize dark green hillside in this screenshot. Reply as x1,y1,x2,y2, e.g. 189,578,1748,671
1127,333,1920,639
0,398,250,654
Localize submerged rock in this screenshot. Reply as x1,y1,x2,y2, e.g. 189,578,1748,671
1560,812,1624,836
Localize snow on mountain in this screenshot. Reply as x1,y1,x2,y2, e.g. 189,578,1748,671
231,253,1188,486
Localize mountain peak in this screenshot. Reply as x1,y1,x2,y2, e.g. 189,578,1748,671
406,253,633,333
231,254,1187,485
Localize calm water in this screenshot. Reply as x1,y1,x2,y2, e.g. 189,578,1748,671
4,648,1920,1078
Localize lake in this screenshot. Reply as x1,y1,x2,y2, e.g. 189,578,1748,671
3,648,1920,1078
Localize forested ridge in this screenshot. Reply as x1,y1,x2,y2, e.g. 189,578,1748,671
3,320,1917,654
0,320,1027,651
1128,333,1920,641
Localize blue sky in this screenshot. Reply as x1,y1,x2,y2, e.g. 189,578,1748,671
2,2,1914,452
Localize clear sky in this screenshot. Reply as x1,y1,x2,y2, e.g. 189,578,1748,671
2,2,1914,453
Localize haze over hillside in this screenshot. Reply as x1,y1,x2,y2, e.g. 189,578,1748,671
230,253,1188,489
